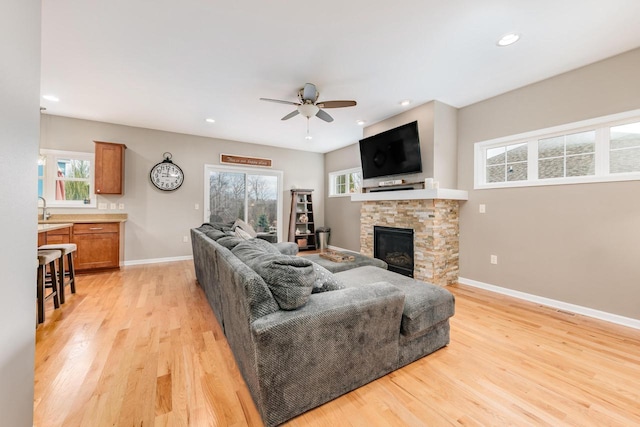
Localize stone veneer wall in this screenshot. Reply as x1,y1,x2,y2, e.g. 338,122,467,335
360,199,460,287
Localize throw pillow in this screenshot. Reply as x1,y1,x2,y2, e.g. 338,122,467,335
251,253,315,310
216,236,244,250
310,262,345,293
232,218,257,238
235,227,253,240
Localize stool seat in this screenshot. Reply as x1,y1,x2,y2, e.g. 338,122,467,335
39,243,77,255
37,249,62,324
38,243,77,304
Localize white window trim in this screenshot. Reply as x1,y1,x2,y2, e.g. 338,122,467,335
203,163,284,242
40,149,96,208
474,108,640,190
328,167,362,197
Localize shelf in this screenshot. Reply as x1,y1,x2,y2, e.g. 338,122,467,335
350,188,468,202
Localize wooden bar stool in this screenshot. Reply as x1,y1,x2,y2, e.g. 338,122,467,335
38,243,77,304
37,249,61,324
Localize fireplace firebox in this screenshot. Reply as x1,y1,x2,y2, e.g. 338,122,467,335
373,226,414,277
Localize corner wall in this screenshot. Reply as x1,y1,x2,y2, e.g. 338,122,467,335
0,0,40,424
458,48,640,320
40,115,325,262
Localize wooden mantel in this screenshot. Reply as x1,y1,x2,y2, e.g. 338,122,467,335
351,188,468,202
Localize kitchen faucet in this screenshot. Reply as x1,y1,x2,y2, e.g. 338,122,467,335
38,196,50,220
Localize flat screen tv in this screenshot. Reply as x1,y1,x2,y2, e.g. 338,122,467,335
359,121,422,180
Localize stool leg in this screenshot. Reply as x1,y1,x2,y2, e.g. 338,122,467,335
58,255,66,304
48,260,60,309
37,265,45,324
67,252,76,294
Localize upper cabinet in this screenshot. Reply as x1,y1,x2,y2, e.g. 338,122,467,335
94,141,126,195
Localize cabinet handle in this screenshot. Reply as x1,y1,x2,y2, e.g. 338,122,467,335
89,227,103,230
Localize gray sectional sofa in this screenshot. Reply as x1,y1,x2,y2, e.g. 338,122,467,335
191,223,455,426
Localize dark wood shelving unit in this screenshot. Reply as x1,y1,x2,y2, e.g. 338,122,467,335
288,189,315,250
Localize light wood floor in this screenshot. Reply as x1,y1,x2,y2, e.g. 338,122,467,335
34,260,640,426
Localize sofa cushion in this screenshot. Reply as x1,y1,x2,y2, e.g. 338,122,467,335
232,238,280,261
273,242,299,256
251,254,315,310
335,266,455,338
310,262,344,293
204,229,227,241
217,235,244,250
233,218,258,238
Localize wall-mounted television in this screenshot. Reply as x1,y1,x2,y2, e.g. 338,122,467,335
358,121,422,180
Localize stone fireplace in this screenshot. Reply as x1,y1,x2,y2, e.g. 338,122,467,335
356,190,464,287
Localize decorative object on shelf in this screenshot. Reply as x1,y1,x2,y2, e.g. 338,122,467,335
150,152,184,191
299,214,308,223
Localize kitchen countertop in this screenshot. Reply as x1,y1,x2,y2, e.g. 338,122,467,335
37,223,73,233
38,213,128,224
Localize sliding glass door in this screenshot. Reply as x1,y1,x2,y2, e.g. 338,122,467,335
204,165,283,241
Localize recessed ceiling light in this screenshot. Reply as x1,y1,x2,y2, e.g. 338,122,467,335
205,118,215,123
400,100,411,107
305,135,313,140
356,120,366,126
42,95,59,102
497,33,520,47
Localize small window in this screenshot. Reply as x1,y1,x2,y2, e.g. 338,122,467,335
329,168,362,197
610,121,640,174
39,149,95,207
486,143,527,183
538,131,595,179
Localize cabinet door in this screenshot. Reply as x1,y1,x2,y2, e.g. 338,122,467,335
94,141,126,195
74,233,119,270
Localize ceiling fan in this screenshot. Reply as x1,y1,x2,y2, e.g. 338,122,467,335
260,83,357,123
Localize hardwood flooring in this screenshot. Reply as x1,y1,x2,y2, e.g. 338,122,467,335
34,260,640,426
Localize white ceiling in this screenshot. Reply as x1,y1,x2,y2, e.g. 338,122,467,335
40,0,640,154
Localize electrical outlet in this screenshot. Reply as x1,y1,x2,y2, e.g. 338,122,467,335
119,203,125,210
195,203,199,210
183,236,189,243
98,202,107,210
479,204,486,213
110,203,116,210
490,255,498,265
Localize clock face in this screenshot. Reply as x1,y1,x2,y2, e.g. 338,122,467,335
150,161,184,191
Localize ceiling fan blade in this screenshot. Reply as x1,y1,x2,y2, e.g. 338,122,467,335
316,100,357,109
302,83,317,101
281,110,300,120
260,97,300,106
316,109,334,122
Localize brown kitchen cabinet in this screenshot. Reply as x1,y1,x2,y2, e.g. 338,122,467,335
45,226,71,245
94,141,126,195
73,222,120,271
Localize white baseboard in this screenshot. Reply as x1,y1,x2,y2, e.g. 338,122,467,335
458,277,640,330
123,255,193,266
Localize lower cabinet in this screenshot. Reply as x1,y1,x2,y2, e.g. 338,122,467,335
73,223,120,271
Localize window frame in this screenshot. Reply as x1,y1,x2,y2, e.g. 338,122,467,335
474,109,640,190
39,149,96,208
328,167,362,197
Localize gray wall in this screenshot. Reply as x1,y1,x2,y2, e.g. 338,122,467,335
40,115,325,262
0,0,40,424
458,48,640,320
324,143,362,250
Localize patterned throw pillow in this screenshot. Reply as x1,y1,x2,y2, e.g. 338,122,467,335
310,262,345,293
235,227,253,240
232,219,257,238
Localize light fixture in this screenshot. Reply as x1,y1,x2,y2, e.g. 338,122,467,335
356,120,366,126
205,118,215,123
42,95,59,102
297,103,319,118
497,33,520,47
400,100,411,107
305,135,313,140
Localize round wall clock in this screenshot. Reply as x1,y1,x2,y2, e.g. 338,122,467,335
150,152,184,191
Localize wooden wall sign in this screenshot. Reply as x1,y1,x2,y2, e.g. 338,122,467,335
220,154,272,168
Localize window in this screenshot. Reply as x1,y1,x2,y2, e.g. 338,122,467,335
39,149,95,207
475,110,640,189
329,167,362,197
204,164,283,239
